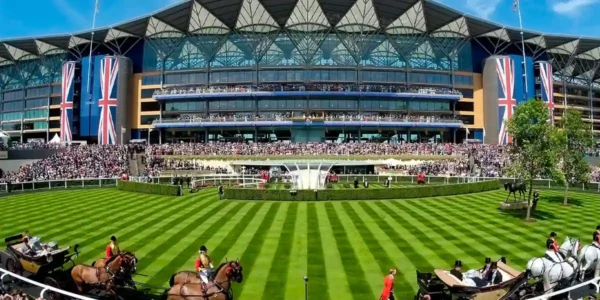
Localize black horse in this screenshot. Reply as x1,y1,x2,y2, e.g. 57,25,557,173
504,182,527,202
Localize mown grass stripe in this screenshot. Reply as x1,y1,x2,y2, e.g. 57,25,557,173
420,196,542,252
74,195,216,263
324,202,373,300
134,201,232,273
357,202,435,272
0,189,125,235
7,192,152,244
284,203,307,300
235,203,281,297
388,200,504,264
74,192,217,263
211,202,265,263
315,203,352,300
332,202,384,297
27,193,161,243
262,203,298,300
0,189,115,212
370,201,458,268
146,202,248,286
340,202,407,293
306,203,328,300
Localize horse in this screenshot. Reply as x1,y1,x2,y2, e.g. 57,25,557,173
526,237,580,293
504,182,527,202
578,242,600,280
71,252,137,295
92,251,138,273
167,260,243,300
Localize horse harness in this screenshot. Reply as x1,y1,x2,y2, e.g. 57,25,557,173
176,280,232,300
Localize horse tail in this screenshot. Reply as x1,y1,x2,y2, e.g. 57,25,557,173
169,274,176,287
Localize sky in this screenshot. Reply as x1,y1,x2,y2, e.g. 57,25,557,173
0,0,599,40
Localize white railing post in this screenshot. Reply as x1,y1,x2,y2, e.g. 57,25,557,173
49,181,51,189
82,179,85,188
100,179,102,187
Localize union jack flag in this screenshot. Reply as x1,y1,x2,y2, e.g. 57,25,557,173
496,57,517,145
538,61,554,123
98,57,119,145
60,62,76,142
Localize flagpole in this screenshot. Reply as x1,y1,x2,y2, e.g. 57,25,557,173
86,0,99,103
516,0,528,100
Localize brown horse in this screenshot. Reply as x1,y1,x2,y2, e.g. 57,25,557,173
167,260,243,300
92,251,138,272
71,252,137,295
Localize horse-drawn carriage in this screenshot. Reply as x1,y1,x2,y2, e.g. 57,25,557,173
0,234,79,299
415,261,532,300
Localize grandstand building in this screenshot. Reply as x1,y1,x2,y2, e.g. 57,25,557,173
0,0,599,144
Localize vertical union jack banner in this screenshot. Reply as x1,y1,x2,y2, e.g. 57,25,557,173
98,57,119,145
496,57,517,145
538,61,554,123
60,62,75,142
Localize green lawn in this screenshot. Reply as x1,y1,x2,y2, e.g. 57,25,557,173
1,188,597,299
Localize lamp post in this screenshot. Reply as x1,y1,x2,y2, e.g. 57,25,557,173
303,276,308,300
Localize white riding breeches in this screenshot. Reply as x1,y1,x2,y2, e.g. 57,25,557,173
198,270,212,283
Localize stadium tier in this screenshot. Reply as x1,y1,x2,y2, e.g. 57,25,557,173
0,0,599,144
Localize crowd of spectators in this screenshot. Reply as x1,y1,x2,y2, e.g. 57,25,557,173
161,113,461,124
145,142,481,157
0,286,35,300
0,145,129,183
153,84,462,96
325,113,460,123
0,141,597,183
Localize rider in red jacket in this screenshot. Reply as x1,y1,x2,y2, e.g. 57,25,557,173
380,269,396,300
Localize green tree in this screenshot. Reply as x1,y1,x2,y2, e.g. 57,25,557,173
505,99,561,220
556,108,594,205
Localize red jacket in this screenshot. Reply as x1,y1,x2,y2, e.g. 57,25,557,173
105,245,113,259
380,275,394,300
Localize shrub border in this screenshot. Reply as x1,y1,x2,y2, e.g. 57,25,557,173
225,180,500,201
117,180,182,196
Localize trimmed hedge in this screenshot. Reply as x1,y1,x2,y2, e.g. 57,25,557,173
225,180,500,201
117,180,182,196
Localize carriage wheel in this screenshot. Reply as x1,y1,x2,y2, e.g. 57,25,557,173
5,258,25,287
44,277,63,300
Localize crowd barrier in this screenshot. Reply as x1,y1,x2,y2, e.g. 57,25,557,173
0,175,598,194
0,268,94,300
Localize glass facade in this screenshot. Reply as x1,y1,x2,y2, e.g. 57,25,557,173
141,34,474,86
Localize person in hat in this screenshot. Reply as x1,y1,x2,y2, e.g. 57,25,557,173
105,236,120,260
483,262,503,285
195,245,214,284
545,232,562,262
480,257,492,276
593,225,600,248
450,260,463,281
379,269,396,300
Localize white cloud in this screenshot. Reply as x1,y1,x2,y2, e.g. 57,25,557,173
51,0,88,27
465,0,502,19
552,0,600,14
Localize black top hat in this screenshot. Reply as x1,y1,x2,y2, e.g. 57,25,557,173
550,232,557,237
596,225,600,230
454,260,462,267
485,257,491,264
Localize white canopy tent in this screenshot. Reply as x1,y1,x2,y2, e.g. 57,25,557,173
49,134,61,144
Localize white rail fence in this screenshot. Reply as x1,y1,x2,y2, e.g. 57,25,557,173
528,277,600,300
0,268,94,300
0,175,599,193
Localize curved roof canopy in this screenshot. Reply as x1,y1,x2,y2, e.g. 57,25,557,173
1,0,599,81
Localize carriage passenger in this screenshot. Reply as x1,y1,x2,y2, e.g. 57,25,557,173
593,225,600,248
545,232,562,262
480,257,491,275
105,236,121,260
196,245,214,284
450,260,463,281
483,262,502,285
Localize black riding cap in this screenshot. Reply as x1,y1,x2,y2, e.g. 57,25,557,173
550,232,557,237
596,225,600,230
199,245,208,252
110,236,117,241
